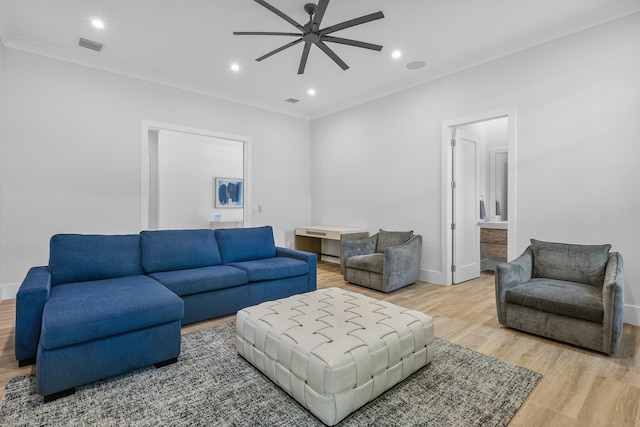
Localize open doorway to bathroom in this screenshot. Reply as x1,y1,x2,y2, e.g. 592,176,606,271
441,107,516,286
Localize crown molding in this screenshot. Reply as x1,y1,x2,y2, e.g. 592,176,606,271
2,36,311,121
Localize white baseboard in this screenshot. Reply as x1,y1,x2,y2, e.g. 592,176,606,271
420,269,444,286
1,282,20,300
624,304,640,326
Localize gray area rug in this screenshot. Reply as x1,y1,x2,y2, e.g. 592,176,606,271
0,323,541,426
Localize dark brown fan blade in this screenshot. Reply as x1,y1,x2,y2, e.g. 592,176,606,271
311,0,330,32
298,42,312,74
233,31,302,37
256,38,303,61
321,35,383,51
254,0,306,32
316,41,349,70
319,11,384,36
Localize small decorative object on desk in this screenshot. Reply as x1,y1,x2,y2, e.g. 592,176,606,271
214,215,222,222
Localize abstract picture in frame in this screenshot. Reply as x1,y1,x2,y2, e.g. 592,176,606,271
215,177,243,208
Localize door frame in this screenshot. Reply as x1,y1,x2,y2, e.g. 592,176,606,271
140,120,253,230
440,106,517,286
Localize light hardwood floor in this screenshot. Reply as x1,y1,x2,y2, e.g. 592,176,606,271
1,261,638,426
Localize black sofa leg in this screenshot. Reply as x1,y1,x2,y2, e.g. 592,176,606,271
154,357,178,369
44,388,75,402
18,357,36,367
41,359,176,402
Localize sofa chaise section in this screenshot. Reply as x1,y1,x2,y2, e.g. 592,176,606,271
18,234,184,401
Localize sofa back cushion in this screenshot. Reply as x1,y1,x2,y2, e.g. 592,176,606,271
531,239,611,287
215,226,276,263
376,229,413,253
49,234,143,286
140,229,221,273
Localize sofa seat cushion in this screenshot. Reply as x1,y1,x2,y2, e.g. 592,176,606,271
345,253,384,274
149,266,249,297
505,278,603,323
41,275,183,350
227,257,308,282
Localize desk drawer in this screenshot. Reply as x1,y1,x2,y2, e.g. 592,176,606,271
295,227,341,241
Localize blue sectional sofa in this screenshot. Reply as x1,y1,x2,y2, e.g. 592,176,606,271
15,226,317,401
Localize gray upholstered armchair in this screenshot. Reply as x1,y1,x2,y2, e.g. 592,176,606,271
495,239,624,354
341,229,422,293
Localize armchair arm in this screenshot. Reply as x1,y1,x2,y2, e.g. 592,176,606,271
276,247,317,291
495,246,533,325
341,234,378,278
15,266,51,364
602,252,624,354
383,235,422,292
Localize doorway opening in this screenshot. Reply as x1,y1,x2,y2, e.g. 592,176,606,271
140,121,252,231
440,107,516,286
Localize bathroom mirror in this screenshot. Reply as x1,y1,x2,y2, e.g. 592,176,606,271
490,147,508,221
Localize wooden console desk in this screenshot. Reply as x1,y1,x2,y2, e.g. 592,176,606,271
295,226,369,264
209,221,243,229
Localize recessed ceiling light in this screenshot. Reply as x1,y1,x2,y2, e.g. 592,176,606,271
230,63,240,72
392,50,402,59
308,88,316,96
91,19,105,29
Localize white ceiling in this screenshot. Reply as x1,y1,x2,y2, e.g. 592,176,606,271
1,0,638,119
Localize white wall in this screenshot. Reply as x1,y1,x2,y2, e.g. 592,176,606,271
311,14,640,324
0,42,4,297
0,49,312,290
157,130,244,229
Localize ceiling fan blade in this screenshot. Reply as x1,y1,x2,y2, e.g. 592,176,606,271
310,0,330,32
316,41,349,70
254,0,306,32
298,42,312,75
319,11,384,36
322,35,383,51
234,31,302,37
256,38,303,62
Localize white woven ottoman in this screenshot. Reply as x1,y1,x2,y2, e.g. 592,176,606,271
236,287,434,425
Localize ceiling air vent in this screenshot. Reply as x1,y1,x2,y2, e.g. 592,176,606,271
79,38,103,52
285,98,300,104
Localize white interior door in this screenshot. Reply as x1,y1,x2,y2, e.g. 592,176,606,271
452,128,481,284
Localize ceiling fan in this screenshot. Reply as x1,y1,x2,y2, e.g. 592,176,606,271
233,0,384,74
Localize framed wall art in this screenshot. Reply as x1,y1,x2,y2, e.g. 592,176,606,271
215,177,243,208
